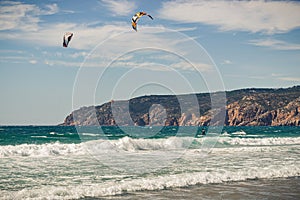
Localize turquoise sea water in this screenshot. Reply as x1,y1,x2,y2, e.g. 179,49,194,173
1,126,299,145
0,126,299,199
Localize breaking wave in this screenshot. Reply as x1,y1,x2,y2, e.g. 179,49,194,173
2,164,299,199
1,136,299,157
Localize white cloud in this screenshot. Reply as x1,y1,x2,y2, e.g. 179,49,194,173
170,60,212,72
158,0,300,34
70,51,89,59
0,2,216,73
271,73,283,77
43,4,59,15
0,54,37,65
277,77,300,82
0,22,128,49
44,59,83,67
0,55,28,61
221,60,233,65
105,54,213,72
0,1,59,31
248,39,300,50
270,73,300,82
29,60,37,64
0,49,24,54
107,60,172,71
101,0,136,16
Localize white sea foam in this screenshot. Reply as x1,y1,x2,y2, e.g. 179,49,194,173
0,142,85,157
48,132,65,136
231,130,247,135
3,162,299,200
1,134,300,199
1,136,300,158
83,136,196,153
220,132,230,136
30,136,48,138
217,137,300,146
81,132,101,137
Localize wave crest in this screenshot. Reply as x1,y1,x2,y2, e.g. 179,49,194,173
1,136,300,157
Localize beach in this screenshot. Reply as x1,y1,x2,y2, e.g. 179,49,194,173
0,126,299,199
93,177,300,200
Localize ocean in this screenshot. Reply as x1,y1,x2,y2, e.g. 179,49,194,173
0,126,299,199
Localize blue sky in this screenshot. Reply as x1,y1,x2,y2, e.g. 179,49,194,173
1,0,300,125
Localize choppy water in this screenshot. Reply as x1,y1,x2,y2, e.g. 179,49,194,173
0,126,299,199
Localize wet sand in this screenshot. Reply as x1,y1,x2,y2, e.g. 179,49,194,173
82,177,300,200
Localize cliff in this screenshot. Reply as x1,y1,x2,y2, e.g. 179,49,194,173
61,86,300,126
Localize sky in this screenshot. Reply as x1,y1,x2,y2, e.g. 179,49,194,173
0,0,300,125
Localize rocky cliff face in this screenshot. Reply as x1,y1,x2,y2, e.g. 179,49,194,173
225,95,300,126
61,86,300,126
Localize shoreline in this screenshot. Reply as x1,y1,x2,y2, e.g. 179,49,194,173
81,177,300,200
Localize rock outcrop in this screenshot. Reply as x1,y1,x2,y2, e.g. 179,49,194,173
61,86,300,126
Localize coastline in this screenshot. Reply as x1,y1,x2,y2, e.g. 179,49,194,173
1,126,299,199
82,177,300,200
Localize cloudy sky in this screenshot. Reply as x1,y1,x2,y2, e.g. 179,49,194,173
1,0,300,125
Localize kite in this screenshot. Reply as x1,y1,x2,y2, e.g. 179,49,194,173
63,32,73,47
131,12,153,31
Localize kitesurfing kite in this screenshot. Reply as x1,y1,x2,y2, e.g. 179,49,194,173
131,11,153,31
63,32,73,47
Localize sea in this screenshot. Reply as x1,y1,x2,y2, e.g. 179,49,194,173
0,126,299,200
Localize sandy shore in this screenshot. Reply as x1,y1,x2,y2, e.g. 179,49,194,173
81,177,300,200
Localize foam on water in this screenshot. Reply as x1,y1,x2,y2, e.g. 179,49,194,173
81,133,101,137
217,136,300,146
30,135,48,138
1,139,299,199
1,136,300,157
231,130,247,135
0,142,85,157
2,160,299,200
1,126,299,199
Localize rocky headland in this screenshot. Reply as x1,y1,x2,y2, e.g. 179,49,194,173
61,86,300,126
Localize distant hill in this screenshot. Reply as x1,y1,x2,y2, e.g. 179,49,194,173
61,86,300,126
